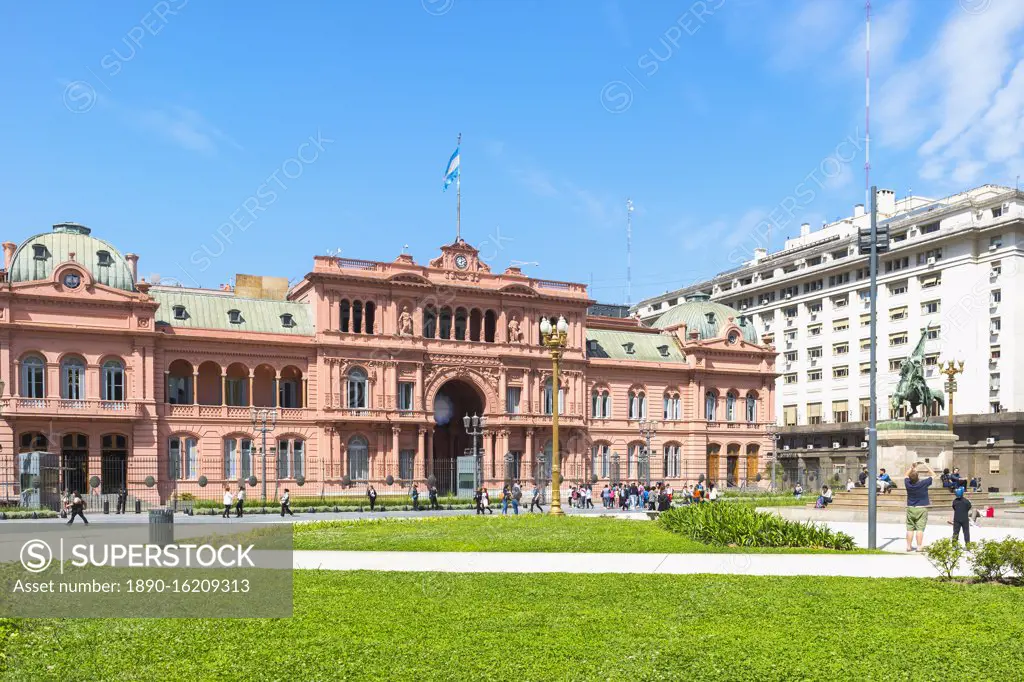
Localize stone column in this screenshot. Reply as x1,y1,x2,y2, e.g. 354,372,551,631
415,364,424,411
525,428,534,463
221,372,228,406
425,428,434,478
247,372,254,407
192,371,198,405
498,368,507,413
416,427,427,480
392,426,401,475
274,371,281,408
483,430,494,482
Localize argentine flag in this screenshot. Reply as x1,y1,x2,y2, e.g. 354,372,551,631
443,145,460,191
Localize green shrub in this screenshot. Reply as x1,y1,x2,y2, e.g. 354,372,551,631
659,503,855,550
1005,539,1024,579
924,538,970,579
0,510,59,520
968,540,1012,581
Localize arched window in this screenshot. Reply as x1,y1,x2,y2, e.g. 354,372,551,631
423,305,437,338
454,307,468,341
439,307,453,339
726,392,737,421
591,388,611,419
347,368,367,409
627,443,640,479
20,355,45,399
102,359,124,401
484,310,497,342
542,378,565,415
592,443,610,478
61,357,86,400
629,390,647,420
277,438,305,479
663,392,681,420
364,301,375,334
746,392,758,422
19,432,48,452
339,299,351,333
352,300,364,334
169,435,198,480
348,435,369,480
223,437,253,481
705,391,717,421
663,443,681,479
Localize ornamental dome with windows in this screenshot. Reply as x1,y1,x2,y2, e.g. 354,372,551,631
6,222,137,291
650,293,759,343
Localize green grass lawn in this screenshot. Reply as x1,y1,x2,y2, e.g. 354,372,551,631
4,571,1023,680
292,515,868,554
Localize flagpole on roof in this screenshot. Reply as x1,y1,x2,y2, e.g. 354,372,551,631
456,132,462,241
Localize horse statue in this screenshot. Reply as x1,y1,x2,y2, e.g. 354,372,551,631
890,326,945,419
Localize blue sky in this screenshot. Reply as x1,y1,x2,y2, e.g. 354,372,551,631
1,0,1021,303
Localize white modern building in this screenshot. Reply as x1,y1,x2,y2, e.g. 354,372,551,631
635,185,1023,491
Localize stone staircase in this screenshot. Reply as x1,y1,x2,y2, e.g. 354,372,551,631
810,486,1018,512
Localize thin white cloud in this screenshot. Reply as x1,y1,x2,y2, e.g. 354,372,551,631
768,2,857,71
874,3,1024,186
134,106,243,156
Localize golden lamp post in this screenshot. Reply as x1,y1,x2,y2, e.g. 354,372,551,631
939,360,965,431
540,315,569,516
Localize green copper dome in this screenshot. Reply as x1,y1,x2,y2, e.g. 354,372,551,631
9,223,136,291
651,293,759,343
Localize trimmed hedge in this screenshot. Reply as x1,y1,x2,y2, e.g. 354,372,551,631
0,510,59,520
660,503,855,550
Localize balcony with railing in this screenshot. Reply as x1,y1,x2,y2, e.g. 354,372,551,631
1,397,144,419
161,403,310,420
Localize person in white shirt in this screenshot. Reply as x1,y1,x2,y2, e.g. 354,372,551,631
222,487,233,518
235,486,246,518
708,483,719,502
846,478,855,493
280,488,294,517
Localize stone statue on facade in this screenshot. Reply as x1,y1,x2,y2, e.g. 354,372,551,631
398,306,413,336
508,316,522,343
890,326,945,419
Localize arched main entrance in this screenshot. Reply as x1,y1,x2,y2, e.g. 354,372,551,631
431,379,484,494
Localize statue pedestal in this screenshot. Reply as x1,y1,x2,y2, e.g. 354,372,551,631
876,422,958,476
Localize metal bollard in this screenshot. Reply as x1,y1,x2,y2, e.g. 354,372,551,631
148,508,174,547
135,499,142,514
103,500,110,514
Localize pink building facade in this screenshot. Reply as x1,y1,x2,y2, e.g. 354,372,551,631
0,224,777,504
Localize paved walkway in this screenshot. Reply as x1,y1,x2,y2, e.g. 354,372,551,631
293,550,945,578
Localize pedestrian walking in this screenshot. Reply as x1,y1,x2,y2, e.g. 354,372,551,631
501,486,511,515
280,488,295,517
116,485,128,514
367,485,377,512
512,484,522,515
235,485,246,518
411,484,420,511
66,490,88,525
482,487,493,514
585,484,594,509
474,487,484,515
429,484,440,510
222,486,233,518
530,484,544,513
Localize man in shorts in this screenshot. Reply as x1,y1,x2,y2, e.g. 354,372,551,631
904,462,935,552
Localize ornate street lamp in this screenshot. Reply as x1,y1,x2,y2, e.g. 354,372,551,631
539,315,569,516
463,413,487,490
940,360,965,432
610,452,621,487
637,418,658,487
250,407,278,504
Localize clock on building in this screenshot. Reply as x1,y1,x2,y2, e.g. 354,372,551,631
454,254,468,270
62,271,81,289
